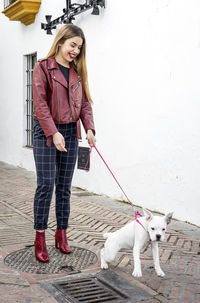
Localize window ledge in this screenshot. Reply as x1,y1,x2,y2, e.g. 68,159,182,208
2,0,41,26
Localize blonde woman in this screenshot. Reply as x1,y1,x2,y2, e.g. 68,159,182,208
33,24,96,262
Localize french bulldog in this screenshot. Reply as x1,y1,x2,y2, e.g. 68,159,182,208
100,208,173,277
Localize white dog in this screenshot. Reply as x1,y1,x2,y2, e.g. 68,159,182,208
100,208,173,277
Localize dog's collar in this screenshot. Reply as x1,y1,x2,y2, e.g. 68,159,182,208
135,217,152,242
134,212,147,231
135,218,147,231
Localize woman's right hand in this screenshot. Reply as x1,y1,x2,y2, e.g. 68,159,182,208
53,132,67,152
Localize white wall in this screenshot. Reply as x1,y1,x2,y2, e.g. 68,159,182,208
0,0,200,225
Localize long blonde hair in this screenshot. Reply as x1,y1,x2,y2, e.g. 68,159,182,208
47,24,93,104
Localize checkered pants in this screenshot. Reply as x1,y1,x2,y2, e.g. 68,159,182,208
33,120,78,230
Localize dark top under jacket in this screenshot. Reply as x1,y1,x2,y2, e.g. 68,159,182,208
57,62,69,83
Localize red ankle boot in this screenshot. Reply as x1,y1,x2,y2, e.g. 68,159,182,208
34,231,49,262
55,229,72,253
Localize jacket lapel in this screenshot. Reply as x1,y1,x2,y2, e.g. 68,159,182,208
69,63,81,87
47,58,81,89
47,58,69,89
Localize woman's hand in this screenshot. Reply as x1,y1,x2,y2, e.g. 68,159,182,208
86,130,96,147
53,132,67,152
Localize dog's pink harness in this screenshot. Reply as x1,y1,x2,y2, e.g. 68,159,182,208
86,145,146,230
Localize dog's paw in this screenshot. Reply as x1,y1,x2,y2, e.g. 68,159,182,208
100,262,108,269
156,268,165,277
101,264,108,269
132,269,142,277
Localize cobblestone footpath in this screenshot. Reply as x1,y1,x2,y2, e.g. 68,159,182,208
0,161,200,303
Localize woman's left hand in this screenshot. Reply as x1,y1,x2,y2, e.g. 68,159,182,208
86,130,96,147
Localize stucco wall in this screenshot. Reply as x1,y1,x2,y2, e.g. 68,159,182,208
0,0,200,225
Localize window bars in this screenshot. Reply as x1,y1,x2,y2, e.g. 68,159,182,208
26,53,37,147
4,0,17,9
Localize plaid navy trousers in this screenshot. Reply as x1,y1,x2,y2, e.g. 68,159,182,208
33,120,78,230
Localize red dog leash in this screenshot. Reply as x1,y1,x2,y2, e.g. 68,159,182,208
86,145,145,230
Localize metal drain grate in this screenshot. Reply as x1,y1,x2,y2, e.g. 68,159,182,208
41,270,153,302
4,246,97,274
53,277,128,303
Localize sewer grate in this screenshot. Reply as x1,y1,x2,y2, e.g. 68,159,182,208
4,246,98,274
40,270,153,302
53,277,128,303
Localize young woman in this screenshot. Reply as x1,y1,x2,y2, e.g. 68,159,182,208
33,24,96,262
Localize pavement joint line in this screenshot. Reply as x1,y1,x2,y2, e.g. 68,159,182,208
0,200,54,236
114,268,158,297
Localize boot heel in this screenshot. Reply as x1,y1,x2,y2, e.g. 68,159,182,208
55,229,72,254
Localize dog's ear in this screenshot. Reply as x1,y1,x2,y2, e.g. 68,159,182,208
143,208,153,221
165,212,173,224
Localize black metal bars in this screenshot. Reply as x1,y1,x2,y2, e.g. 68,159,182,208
4,0,17,9
41,0,105,34
26,53,37,148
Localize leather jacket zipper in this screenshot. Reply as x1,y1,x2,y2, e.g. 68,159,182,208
69,88,73,122
69,80,80,122
72,81,80,92
56,81,61,124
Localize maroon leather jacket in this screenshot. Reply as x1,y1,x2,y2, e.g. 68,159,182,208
33,57,95,145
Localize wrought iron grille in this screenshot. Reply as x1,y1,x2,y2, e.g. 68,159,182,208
4,0,17,9
26,53,37,147
53,277,128,302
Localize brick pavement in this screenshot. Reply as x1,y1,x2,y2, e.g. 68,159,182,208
0,161,200,302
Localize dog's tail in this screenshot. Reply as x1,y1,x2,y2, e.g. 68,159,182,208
103,232,112,239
